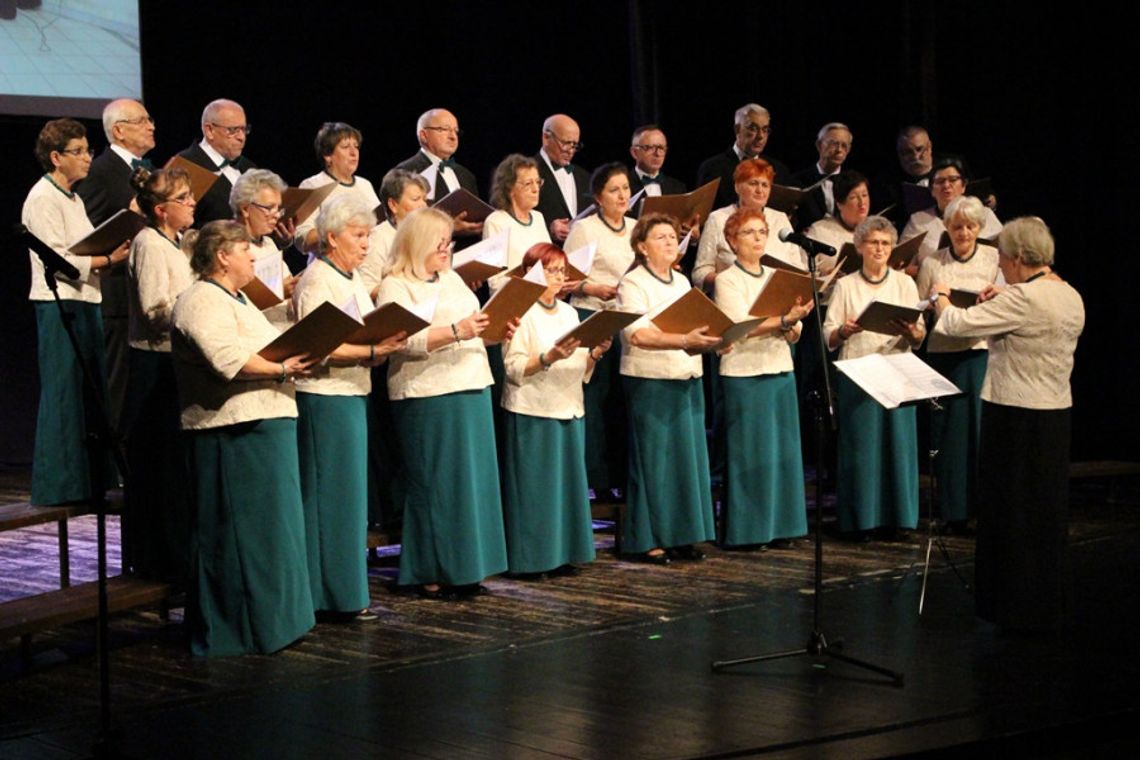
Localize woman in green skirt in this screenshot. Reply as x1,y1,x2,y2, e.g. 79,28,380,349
617,213,723,564
375,207,511,599
171,221,319,656
823,216,926,538
915,195,1002,530
500,242,611,576
714,208,813,548
292,195,406,620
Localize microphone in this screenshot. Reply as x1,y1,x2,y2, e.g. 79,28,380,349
13,223,81,281
778,228,835,255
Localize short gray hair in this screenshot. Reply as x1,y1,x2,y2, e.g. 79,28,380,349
229,168,287,216
998,217,1054,267
853,215,898,247
101,99,137,143
817,122,852,143
943,195,987,228
316,194,377,251
416,108,445,136
379,169,430,221
734,103,769,128
201,98,243,129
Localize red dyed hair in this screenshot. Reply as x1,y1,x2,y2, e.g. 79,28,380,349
733,157,775,185
723,208,768,246
521,242,567,271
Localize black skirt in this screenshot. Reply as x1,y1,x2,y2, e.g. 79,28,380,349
976,401,1072,630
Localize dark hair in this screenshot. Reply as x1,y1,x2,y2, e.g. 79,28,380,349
314,121,363,163
832,170,869,209
629,212,680,266
187,220,252,277
34,118,86,171
133,167,192,223
931,155,969,181
590,162,629,199
489,153,539,211
631,123,664,144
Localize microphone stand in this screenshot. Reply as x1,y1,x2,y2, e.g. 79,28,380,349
18,226,131,758
712,237,904,687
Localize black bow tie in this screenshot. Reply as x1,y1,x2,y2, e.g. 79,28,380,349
641,175,661,185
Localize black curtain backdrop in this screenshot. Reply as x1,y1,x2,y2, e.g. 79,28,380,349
0,1,1132,463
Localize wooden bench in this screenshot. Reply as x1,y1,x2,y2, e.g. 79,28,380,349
0,574,171,667
0,502,89,588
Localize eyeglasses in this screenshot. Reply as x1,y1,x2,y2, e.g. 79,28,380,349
544,131,584,152
115,115,154,126
738,228,769,238
822,139,851,150
932,175,963,186
58,147,95,157
210,122,252,136
423,126,462,137
741,123,771,136
634,144,668,154
517,178,545,190
544,267,567,276
741,179,770,190
165,191,195,206
435,238,455,253
249,201,282,216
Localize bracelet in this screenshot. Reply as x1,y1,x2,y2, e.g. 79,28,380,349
576,280,587,295
589,349,602,362
681,334,689,350
369,345,376,363
836,325,847,342
539,351,552,370
451,322,461,342
780,315,793,332
277,362,287,383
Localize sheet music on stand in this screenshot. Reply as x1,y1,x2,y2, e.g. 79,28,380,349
834,352,961,410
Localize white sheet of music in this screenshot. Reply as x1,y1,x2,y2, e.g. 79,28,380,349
834,352,961,409
452,229,508,268
522,261,547,285
254,250,285,298
566,240,598,275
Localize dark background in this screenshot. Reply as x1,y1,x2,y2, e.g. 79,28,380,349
0,2,1132,464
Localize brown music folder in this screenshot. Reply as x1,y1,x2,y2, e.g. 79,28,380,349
480,276,546,342
68,208,147,255
759,254,842,291
768,183,811,216
650,287,747,354
346,302,430,345
854,300,925,337
947,288,980,309
164,155,220,202
240,277,283,311
282,183,337,225
902,182,934,217
748,268,815,318
433,187,495,224
454,260,507,285
838,243,861,274
556,309,640,350
889,232,927,269
258,301,360,362
639,179,720,225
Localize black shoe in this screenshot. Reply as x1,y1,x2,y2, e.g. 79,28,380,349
670,544,706,561
416,584,455,600
506,571,548,581
767,538,796,550
631,551,670,565
453,583,490,597
550,564,580,577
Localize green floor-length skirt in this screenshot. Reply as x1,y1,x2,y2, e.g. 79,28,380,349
577,307,627,493
928,349,987,523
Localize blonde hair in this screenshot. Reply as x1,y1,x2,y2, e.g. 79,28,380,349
388,207,454,280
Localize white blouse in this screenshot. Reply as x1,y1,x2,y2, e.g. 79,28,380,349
901,203,1002,268
566,214,636,312
714,262,797,377
483,208,552,294
128,227,195,351
823,269,924,361
618,264,702,380
502,300,589,420
692,205,807,290
292,258,373,397
915,245,1001,353
21,176,99,303
293,172,381,251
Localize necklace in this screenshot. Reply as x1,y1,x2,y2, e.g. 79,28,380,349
733,259,764,278
598,212,626,234
859,268,888,285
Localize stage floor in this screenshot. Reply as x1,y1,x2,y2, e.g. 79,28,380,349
2,476,1138,759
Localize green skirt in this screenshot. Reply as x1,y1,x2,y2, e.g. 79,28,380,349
297,393,369,612
722,373,808,545
623,376,716,552
31,301,117,506
188,417,314,657
122,348,189,583
367,366,405,529
576,307,627,492
836,373,919,532
928,350,987,523
392,388,507,586
501,412,595,573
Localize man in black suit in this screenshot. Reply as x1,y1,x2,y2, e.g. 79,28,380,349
534,113,589,242
176,99,255,226
627,124,687,198
789,122,854,229
696,103,791,210
393,108,482,237
75,98,156,434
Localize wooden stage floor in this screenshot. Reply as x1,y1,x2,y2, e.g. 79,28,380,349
2,472,1138,759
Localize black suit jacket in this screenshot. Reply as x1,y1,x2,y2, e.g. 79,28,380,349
176,143,256,227
534,154,591,227
627,168,687,199
788,165,832,230
75,148,139,316
696,148,791,211
393,150,479,202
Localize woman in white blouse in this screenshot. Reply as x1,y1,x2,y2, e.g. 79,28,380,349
805,170,871,277
823,216,925,539
294,122,382,256
715,209,813,548
929,216,1084,631
564,163,635,499
376,207,510,599
121,167,196,581
618,213,721,564
692,158,806,294
292,195,406,621
171,221,318,656
484,154,552,295
500,243,610,577
901,157,1001,271
21,118,128,506
231,169,295,329
360,169,429,299
915,195,1002,531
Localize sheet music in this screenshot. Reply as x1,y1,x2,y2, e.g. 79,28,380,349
834,352,961,410
523,261,547,285
566,240,598,275
452,230,508,268
254,251,285,298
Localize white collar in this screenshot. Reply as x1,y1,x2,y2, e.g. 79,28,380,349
109,143,142,166
199,139,229,169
